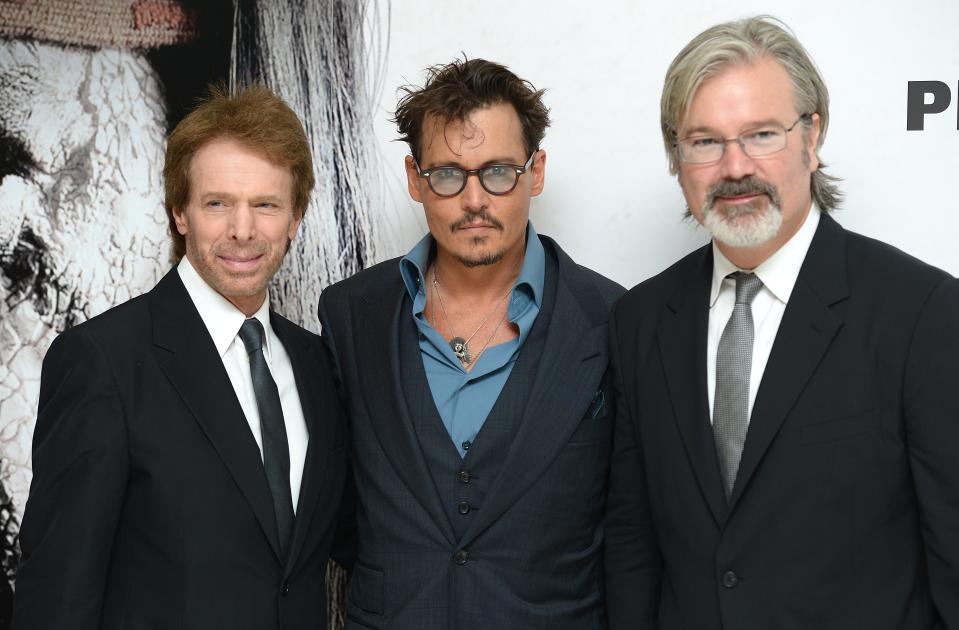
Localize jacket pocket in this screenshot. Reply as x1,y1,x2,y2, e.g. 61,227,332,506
801,409,879,445
568,390,610,444
349,561,384,615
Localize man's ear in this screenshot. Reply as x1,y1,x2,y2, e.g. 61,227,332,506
172,207,189,236
530,149,546,197
405,155,424,203
806,113,822,172
287,212,303,241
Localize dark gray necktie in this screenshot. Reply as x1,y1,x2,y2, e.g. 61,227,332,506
713,272,764,499
238,318,294,555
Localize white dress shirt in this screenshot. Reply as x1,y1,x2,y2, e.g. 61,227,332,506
177,257,309,511
707,206,821,425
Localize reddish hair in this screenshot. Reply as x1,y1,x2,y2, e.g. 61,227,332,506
163,84,315,259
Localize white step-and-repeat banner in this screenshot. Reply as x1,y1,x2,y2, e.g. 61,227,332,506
372,0,959,287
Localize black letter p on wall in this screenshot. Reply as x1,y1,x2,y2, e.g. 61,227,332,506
906,81,952,130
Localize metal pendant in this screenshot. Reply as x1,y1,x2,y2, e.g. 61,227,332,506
449,336,473,366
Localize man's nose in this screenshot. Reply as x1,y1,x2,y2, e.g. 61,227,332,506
459,172,490,212
718,140,757,181
228,205,257,240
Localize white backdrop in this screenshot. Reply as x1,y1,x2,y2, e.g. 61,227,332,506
368,0,959,288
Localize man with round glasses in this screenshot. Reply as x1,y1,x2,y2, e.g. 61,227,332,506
319,57,623,629
606,16,959,630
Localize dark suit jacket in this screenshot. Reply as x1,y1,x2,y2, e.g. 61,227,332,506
605,213,959,630
12,269,353,630
319,235,625,629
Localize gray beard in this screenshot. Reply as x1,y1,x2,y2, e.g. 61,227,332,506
702,198,783,248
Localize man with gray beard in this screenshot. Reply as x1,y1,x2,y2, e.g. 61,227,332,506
605,16,959,630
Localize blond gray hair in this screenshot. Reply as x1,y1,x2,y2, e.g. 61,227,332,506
661,16,842,211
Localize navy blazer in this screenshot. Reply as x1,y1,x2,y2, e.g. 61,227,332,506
320,235,624,630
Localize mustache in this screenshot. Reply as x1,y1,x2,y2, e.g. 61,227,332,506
705,176,782,210
450,211,504,232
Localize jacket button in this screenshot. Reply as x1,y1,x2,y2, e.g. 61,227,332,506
462,440,471,451
281,582,290,596
457,500,471,515
722,571,739,589
457,470,472,484
452,549,469,565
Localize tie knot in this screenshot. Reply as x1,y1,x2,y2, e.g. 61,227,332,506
238,318,266,356
731,271,763,306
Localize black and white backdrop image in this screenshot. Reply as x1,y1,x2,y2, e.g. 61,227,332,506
0,0,385,626
2,0,958,627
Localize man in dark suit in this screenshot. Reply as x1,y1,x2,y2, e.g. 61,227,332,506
605,16,959,630
319,58,623,629
12,85,353,629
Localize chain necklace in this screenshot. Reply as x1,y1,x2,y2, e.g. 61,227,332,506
431,266,512,368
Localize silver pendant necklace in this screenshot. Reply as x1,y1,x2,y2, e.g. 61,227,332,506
431,267,512,368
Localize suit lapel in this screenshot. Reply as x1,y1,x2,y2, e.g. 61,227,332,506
353,279,457,545
728,214,848,510
149,269,283,562
271,313,336,575
459,242,610,547
657,246,728,527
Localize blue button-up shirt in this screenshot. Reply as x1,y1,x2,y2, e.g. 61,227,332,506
399,223,546,457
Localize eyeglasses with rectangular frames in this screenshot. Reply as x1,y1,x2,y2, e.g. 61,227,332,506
414,151,536,197
675,113,812,165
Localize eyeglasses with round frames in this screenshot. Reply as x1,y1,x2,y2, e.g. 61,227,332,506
414,152,536,197
675,113,812,165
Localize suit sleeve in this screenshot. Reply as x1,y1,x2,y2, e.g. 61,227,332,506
605,301,662,630
12,328,128,630
903,275,959,628
317,288,357,571
329,463,357,572
317,287,347,398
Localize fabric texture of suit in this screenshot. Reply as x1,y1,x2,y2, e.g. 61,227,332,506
319,234,624,630
13,268,354,630
605,213,959,630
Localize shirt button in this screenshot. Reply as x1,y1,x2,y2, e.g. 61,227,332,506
457,470,472,484
457,500,471,515
462,440,471,451
722,571,739,589
452,549,469,565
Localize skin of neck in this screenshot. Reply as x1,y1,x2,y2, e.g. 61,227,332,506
715,198,812,271
432,238,526,303
229,294,267,318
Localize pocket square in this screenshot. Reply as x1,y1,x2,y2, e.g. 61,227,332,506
588,389,605,419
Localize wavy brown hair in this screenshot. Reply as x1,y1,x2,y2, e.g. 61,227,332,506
394,57,550,162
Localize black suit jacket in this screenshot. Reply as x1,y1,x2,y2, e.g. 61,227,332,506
605,213,959,629
13,269,353,630
319,235,625,629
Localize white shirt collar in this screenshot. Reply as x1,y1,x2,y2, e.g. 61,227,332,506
177,256,273,360
710,204,822,307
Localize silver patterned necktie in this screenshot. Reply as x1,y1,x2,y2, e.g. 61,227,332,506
713,271,764,499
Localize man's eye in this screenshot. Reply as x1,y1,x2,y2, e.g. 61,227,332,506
486,166,507,177
689,137,719,148
433,168,461,181
746,129,782,144
0,131,39,185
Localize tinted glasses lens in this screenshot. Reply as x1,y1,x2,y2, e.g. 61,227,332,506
480,165,518,194
429,167,465,196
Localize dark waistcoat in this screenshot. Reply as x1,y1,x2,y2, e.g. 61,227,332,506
399,254,558,544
